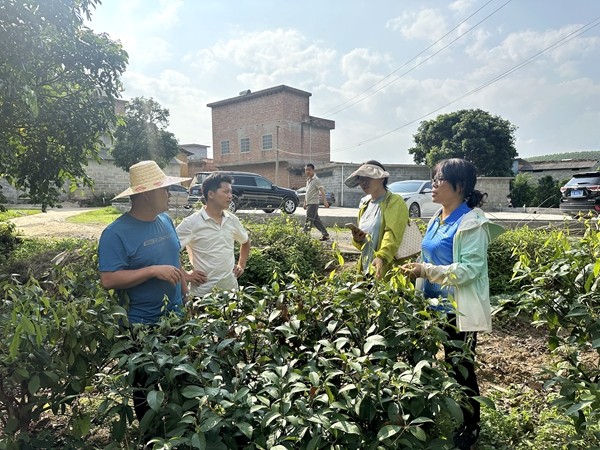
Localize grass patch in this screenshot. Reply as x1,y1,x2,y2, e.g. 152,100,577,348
0,209,41,221
65,206,122,225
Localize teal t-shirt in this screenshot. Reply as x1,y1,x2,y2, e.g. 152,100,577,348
98,212,183,324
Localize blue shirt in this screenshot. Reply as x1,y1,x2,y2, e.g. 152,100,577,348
98,212,183,324
421,202,471,301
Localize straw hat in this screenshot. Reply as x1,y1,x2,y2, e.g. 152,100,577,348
113,160,191,199
344,163,390,188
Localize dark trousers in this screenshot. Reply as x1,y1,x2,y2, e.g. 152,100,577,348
443,315,480,427
304,204,328,236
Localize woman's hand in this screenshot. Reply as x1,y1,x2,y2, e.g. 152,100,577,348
346,223,366,242
372,257,384,280
401,262,424,279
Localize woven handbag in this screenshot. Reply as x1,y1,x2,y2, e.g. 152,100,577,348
394,220,423,260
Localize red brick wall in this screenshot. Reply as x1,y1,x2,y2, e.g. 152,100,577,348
210,88,331,176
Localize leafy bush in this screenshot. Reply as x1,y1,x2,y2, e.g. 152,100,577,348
0,243,126,449
99,272,478,449
0,221,19,257
240,216,334,287
514,218,600,436
488,226,558,296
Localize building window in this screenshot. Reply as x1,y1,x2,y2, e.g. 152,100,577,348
240,137,250,153
262,134,273,150
221,140,230,155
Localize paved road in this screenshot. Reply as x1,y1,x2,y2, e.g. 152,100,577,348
242,205,572,228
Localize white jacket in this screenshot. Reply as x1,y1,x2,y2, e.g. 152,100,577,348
417,208,504,332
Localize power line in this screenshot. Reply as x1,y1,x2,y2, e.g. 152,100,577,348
322,0,511,118
333,16,600,152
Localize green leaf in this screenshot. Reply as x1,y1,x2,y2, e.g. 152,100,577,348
174,363,199,377
199,414,222,432
472,395,495,410
564,400,595,416
409,425,427,441
377,424,402,440
330,421,361,435
182,385,205,398
364,334,386,353
28,374,41,395
236,421,253,439
147,390,164,411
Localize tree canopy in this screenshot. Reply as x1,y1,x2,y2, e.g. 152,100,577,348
0,0,128,208
111,97,180,171
408,109,518,176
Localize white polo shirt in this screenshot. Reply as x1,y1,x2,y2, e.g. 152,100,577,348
176,207,249,297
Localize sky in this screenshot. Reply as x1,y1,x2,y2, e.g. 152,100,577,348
87,0,600,165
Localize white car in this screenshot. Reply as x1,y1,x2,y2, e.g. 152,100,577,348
360,180,438,218
168,184,190,207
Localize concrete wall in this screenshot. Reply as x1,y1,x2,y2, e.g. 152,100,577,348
316,163,432,207
1,159,183,204
312,163,511,210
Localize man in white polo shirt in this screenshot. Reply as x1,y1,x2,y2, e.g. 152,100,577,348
176,172,251,297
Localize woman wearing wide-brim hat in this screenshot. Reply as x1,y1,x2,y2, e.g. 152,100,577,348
344,160,409,280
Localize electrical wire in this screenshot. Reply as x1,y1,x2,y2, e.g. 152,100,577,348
333,15,600,152
322,0,511,118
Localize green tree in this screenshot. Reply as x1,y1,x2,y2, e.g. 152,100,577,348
509,173,535,208
0,0,128,209
532,175,562,208
409,109,518,176
111,97,179,171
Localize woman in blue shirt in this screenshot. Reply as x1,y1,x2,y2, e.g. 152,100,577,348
402,158,503,449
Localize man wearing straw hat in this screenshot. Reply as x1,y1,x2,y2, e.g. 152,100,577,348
98,160,191,323
98,160,191,424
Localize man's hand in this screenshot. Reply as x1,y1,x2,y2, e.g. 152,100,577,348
233,264,245,278
323,199,330,208
186,269,208,285
154,265,184,285
303,202,307,209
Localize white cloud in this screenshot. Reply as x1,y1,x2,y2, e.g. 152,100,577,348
386,9,448,42
186,29,337,87
449,0,476,15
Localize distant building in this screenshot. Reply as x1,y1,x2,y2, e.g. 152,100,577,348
515,151,600,182
207,85,335,189
179,143,215,181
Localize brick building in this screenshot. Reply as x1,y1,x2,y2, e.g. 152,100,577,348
207,85,335,189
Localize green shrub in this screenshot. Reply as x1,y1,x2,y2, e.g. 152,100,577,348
99,272,477,448
0,221,19,257
488,226,558,296
240,216,334,287
0,242,125,449
514,218,600,435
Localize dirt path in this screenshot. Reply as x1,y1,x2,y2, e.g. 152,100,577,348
8,208,106,240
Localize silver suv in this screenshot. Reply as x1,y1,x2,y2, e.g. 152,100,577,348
188,171,299,214
559,171,600,215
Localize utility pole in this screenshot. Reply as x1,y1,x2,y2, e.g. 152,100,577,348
275,125,279,184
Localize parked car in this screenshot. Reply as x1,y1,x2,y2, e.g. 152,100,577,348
168,184,190,207
360,180,438,218
295,187,336,206
559,171,600,215
187,171,299,214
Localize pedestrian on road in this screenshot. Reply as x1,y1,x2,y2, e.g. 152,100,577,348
176,172,251,298
303,163,330,241
344,160,408,280
97,160,190,425
401,158,504,449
